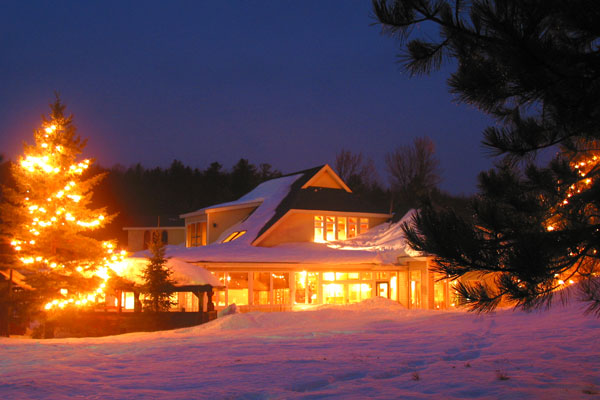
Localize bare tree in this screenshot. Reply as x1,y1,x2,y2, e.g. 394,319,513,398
385,137,441,209
334,150,379,191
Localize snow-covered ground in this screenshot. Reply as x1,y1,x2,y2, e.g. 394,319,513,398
1,298,599,399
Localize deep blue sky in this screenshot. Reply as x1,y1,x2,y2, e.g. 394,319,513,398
1,1,495,194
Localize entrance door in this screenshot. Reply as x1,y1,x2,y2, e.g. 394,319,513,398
376,281,389,298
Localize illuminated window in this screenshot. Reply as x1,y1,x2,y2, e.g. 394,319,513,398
360,218,369,234
323,283,344,304
335,272,347,280
228,272,248,305
314,215,371,242
337,217,347,240
348,284,361,303
326,216,336,241
222,230,246,243
410,270,421,308
272,273,290,305
187,222,206,247
314,216,325,242
348,218,357,238
253,272,270,304
390,272,398,302
361,283,372,299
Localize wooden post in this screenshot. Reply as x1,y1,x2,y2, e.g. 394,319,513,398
3,269,13,337
207,289,215,312
117,290,122,313
134,291,142,313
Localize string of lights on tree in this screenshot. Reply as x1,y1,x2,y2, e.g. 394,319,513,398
546,142,600,287
7,108,128,311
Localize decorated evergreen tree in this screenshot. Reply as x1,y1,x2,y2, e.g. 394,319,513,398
141,231,175,312
373,0,600,312
0,97,122,311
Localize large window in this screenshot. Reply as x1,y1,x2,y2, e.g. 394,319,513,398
410,270,422,308
314,217,325,243
322,271,372,304
272,273,290,305
227,272,248,305
313,216,369,242
187,222,207,247
295,271,318,304
348,218,357,239
253,272,271,305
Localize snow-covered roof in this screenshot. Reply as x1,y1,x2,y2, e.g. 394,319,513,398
164,211,419,265
327,209,423,258
180,171,304,218
118,257,223,287
170,165,406,265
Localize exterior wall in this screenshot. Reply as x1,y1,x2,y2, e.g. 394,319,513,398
259,212,314,246
258,211,391,247
127,230,146,252
168,229,185,246
307,171,344,189
206,207,257,244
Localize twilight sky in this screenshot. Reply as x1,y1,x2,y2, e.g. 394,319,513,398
0,1,494,194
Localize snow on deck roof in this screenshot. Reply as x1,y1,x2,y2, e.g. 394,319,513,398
120,257,223,287
167,242,386,264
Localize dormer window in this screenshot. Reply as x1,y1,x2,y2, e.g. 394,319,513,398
223,230,247,243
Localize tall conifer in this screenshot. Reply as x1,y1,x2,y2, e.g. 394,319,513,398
1,97,117,311
374,0,600,312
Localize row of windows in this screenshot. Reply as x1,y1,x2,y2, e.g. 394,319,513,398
186,222,207,247
186,215,370,247
314,216,368,242
211,270,400,307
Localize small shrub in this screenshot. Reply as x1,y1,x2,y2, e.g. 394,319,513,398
496,370,509,381
582,386,598,395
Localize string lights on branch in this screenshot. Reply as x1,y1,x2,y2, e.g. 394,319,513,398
3,98,127,311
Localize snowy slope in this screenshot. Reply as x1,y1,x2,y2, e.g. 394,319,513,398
2,299,599,399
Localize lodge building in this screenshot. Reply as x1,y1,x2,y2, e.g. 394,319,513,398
126,165,454,312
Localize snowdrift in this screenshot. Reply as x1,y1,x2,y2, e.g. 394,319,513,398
2,298,599,399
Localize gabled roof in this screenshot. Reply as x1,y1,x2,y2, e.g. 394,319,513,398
179,164,391,247
253,167,389,244
300,164,352,192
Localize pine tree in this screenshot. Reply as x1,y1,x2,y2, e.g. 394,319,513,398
141,231,175,312
0,97,119,311
373,0,600,313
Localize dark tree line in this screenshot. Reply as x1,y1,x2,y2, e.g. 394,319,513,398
88,159,282,242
